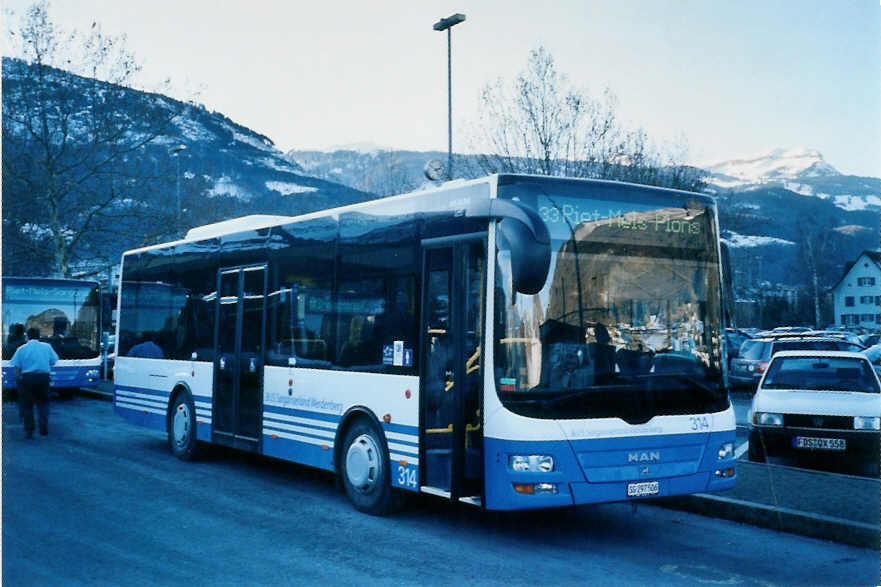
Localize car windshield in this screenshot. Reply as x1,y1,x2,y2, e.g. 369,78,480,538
762,357,880,393
493,177,727,421
740,340,770,361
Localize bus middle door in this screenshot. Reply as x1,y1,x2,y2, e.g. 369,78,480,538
214,265,266,451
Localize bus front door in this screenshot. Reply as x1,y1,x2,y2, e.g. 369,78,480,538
213,265,266,451
421,240,484,503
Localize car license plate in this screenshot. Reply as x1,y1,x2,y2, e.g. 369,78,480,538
627,481,659,497
793,437,846,451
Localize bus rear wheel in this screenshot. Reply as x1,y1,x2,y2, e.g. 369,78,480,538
341,419,402,515
168,391,200,461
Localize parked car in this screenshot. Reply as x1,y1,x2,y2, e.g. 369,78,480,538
860,333,880,348
809,330,865,347
729,336,865,390
724,328,752,364
747,351,880,475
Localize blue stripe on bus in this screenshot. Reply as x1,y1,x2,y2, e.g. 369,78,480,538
262,433,335,472
381,421,418,435
263,426,334,444
262,414,337,433
114,385,170,399
386,438,419,448
263,405,342,424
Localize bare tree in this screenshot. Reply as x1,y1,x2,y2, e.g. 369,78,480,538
469,46,705,191
364,150,419,197
2,1,180,276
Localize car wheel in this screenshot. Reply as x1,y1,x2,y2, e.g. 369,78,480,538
168,391,200,461
747,430,766,463
341,418,403,515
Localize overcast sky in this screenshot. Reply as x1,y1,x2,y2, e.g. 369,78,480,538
4,0,879,176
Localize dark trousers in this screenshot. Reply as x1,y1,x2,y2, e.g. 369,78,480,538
18,372,50,436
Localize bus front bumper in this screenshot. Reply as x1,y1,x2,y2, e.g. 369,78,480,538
483,431,736,511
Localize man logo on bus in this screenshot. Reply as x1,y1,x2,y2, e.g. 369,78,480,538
628,451,660,463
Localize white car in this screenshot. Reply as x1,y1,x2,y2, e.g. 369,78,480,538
748,351,881,474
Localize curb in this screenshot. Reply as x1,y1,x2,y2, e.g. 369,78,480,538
657,493,879,549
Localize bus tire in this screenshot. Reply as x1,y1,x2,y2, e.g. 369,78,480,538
340,418,402,515
168,391,200,461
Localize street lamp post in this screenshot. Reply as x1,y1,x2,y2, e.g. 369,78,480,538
170,144,187,235
433,13,466,180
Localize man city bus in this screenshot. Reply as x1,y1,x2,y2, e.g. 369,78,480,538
113,174,735,514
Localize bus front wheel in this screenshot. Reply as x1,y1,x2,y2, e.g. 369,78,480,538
341,419,402,515
168,391,200,461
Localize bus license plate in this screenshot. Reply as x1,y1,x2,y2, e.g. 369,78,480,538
627,481,659,497
793,437,846,451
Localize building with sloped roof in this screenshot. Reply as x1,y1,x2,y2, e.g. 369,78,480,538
830,251,881,329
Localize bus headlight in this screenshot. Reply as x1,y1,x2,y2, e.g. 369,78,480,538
509,455,554,472
754,412,783,427
853,416,880,430
717,442,734,460
86,369,100,381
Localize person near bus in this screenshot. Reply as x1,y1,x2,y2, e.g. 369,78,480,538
9,327,59,438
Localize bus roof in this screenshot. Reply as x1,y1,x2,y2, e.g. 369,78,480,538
125,173,713,257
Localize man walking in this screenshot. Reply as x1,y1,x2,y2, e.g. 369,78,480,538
9,327,58,438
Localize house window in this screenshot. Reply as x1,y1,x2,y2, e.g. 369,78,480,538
876,296,880,306
862,314,874,322
876,314,881,324
857,277,876,286
845,296,855,307
860,295,874,304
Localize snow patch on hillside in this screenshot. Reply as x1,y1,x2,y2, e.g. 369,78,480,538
174,117,213,142
834,194,881,211
265,181,318,196
233,131,276,153
209,175,251,200
722,232,796,248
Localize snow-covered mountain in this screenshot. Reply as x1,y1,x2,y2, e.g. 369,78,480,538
705,147,839,184
704,147,880,212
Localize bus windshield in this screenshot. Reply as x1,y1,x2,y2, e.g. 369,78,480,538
2,279,101,360
493,177,728,421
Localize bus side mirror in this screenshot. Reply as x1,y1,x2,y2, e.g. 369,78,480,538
464,196,551,295
498,216,550,295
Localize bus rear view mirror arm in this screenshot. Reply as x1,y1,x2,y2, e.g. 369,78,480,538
465,199,551,295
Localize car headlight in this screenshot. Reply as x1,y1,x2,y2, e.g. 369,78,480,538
853,416,880,430
754,412,783,427
508,455,554,472
717,442,735,460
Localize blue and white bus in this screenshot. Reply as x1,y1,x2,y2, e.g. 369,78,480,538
114,174,736,513
2,277,103,392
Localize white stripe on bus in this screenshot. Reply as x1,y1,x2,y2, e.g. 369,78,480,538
116,402,165,416
116,389,170,402
262,411,338,431
115,397,166,410
385,430,419,443
263,429,334,448
263,420,335,440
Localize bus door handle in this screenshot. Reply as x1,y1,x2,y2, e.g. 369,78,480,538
444,370,454,392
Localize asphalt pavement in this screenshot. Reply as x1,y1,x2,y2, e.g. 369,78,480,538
3,393,878,586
